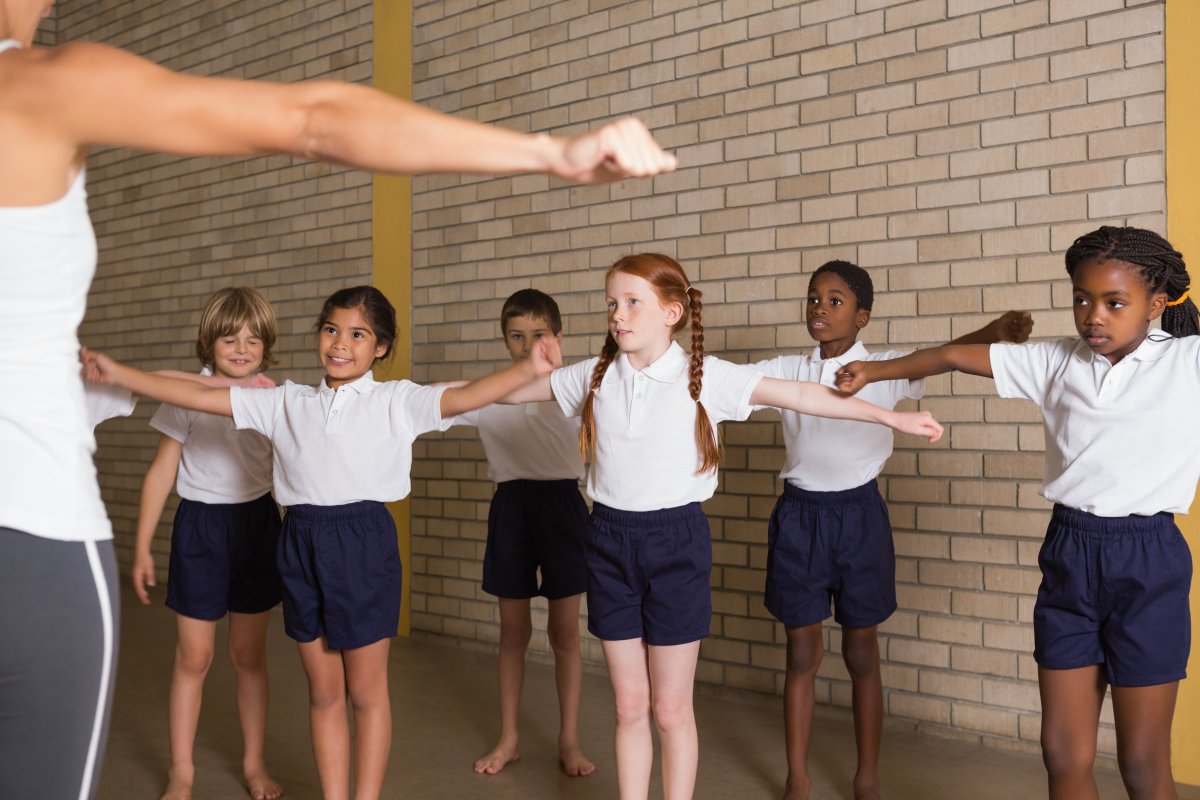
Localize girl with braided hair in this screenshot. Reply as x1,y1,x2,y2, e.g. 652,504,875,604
836,225,1198,800
502,252,942,800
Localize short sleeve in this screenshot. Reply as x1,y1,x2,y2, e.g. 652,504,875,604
149,403,192,443
700,357,764,423
230,384,285,437
751,355,803,381
84,384,136,427
550,358,599,419
869,351,924,403
446,408,481,428
391,381,449,436
990,341,1065,404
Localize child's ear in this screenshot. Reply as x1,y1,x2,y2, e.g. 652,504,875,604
856,308,871,329
1149,291,1167,321
665,301,685,327
554,330,564,342
375,342,389,359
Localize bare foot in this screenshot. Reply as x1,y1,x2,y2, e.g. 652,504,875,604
853,771,881,800
245,769,284,800
473,741,521,775
782,773,810,800
160,773,193,800
558,740,595,777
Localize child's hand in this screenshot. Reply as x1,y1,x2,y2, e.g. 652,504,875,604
529,335,563,375
834,361,872,394
241,373,276,389
989,310,1033,343
556,117,677,183
80,348,121,385
892,410,944,442
131,551,156,605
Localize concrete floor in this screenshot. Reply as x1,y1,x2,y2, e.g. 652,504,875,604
97,592,1200,800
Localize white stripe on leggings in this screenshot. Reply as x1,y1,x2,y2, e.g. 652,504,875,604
79,541,114,800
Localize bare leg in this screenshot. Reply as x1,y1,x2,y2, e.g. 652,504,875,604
781,623,823,800
296,639,350,800
602,638,653,800
842,625,882,800
1111,682,1180,800
343,639,393,800
1039,665,1106,800
227,611,282,800
647,641,701,800
547,594,594,776
474,598,530,775
162,616,217,800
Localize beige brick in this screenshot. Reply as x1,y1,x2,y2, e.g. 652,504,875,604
1049,0,1123,24
980,170,1049,202
886,49,948,83
980,58,1049,92
947,36,1014,71
918,233,982,262
917,179,981,209
1016,135,1087,169
1049,41,1122,81
886,0,946,32
1088,64,1163,104
954,703,1019,737
953,645,1019,677
1087,5,1162,45
917,16,980,51
1089,123,1163,160
917,71,980,105
920,670,982,702
981,1,1048,37
801,42,856,74
890,692,952,725
889,102,951,134
888,209,949,238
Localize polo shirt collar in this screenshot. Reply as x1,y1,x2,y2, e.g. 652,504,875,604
811,340,869,366
319,370,379,395
1072,331,1174,365
607,341,689,384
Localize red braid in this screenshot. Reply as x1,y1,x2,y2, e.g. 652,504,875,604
688,288,720,474
579,333,619,465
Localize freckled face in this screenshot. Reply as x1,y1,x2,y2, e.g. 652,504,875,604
318,305,387,389
605,270,681,366
1072,257,1165,365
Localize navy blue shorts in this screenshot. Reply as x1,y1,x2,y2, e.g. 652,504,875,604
1035,505,1192,687
764,481,896,630
484,479,588,600
586,502,712,646
166,493,282,621
277,501,402,650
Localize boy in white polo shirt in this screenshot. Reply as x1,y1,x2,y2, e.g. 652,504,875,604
836,227,1198,799
756,260,1031,800
451,289,594,778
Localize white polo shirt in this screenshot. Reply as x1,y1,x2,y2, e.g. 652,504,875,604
152,372,274,504
755,342,925,492
230,371,448,507
991,334,1200,517
551,341,763,512
86,384,137,428
452,402,585,483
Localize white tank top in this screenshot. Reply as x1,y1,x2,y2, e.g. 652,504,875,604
0,41,111,541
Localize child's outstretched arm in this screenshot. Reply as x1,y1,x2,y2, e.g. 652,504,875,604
835,344,994,395
82,349,234,417
950,310,1034,345
440,336,559,417
132,435,183,605
751,378,944,441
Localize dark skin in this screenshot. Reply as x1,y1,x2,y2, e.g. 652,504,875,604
834,258,1180,800
781,272,1032,800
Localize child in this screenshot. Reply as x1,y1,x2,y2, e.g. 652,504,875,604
753,260,1032,800
451,289,595,777
835,226,1196,800
84,285,562,800
132,287,283,800
499,253,944,800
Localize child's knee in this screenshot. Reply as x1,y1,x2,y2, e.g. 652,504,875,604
651,695,694,734
547,621,579,654
1116,739,1172,793
840,633,880,680
1041,733,1096,778
228,640,266,673
613,690,651,727
175,642,215,677
499,619,533,650
785,639,822,676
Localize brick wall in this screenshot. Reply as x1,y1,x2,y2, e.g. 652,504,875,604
69,0,376,569
408,0,1165,756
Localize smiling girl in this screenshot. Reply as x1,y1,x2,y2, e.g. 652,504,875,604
836,226,1198,800
84,285,561,800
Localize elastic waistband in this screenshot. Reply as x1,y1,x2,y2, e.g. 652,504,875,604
179,492,275,510
783,479,880,506
1051,504,1175,536
285,500,387,522
591,501,704,527
497,479,580,490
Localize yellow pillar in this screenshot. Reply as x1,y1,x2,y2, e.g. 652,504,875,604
372,0,414,635
1167,0,1200,785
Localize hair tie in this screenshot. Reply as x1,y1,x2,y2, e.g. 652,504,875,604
685,285,696,296
1168,289,1191,307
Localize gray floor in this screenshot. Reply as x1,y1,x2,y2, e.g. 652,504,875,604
97,592,1200,799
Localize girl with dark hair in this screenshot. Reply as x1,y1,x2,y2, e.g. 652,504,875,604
836,226,1197,800
501,253,943,800
83,285,563,800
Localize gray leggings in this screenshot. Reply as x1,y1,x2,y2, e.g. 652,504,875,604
0,527,119,800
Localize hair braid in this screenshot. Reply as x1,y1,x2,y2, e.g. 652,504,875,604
579,333,619,464
1066,226,1199,338
688,288,720,473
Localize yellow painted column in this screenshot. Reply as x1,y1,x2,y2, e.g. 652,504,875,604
1167,0,1200,785
372,0,414,635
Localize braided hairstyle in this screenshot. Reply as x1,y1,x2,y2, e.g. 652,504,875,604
579,253,720,474
1065,226,1199,338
